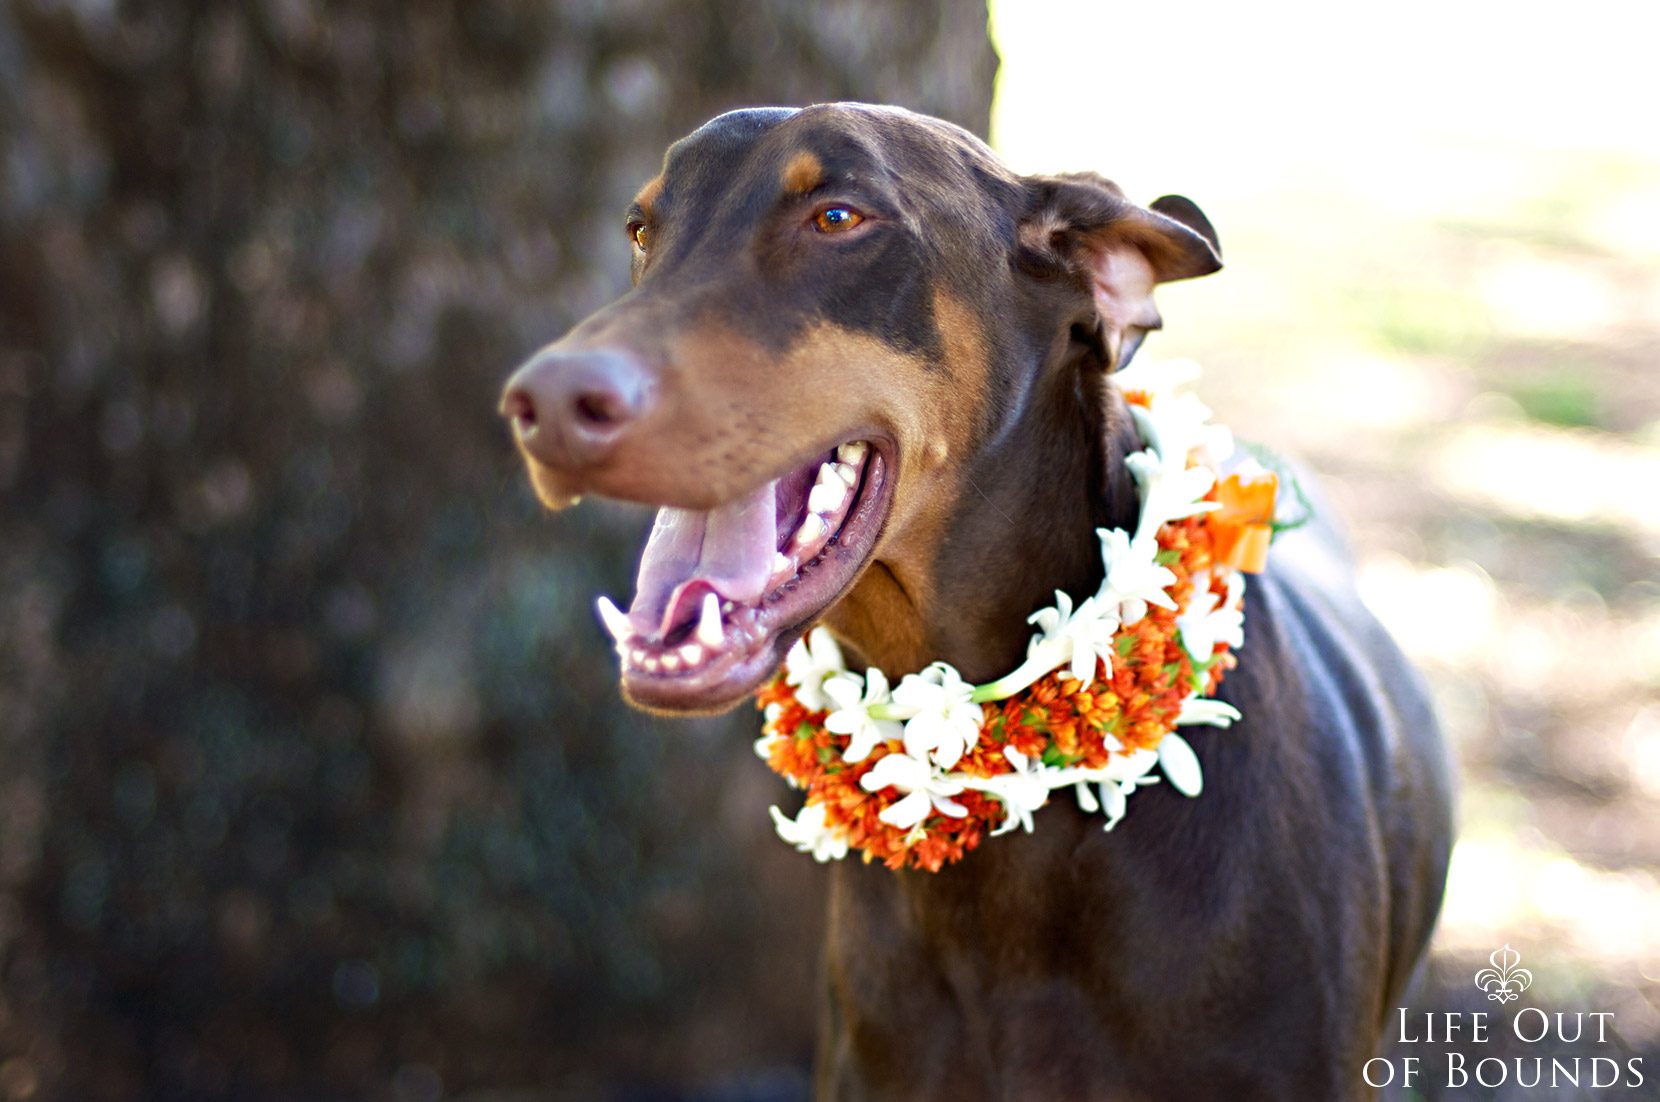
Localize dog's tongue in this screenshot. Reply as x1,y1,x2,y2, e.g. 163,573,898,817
628,479,778,637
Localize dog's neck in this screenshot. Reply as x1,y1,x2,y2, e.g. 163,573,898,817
816,362,1168,1023
831,362,1142,684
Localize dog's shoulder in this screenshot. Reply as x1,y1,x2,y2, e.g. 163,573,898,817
1222,496,1455,1007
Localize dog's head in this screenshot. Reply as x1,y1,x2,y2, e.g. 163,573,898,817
502,103,1220,713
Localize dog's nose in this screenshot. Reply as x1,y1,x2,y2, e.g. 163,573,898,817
500,346,654,468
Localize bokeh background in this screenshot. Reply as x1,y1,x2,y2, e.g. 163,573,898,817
1,1,1656,1099
996,3,1660,1096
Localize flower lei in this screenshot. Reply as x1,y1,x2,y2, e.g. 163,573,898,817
757,359,1286,871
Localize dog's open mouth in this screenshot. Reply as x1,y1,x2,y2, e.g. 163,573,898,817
595,439,894,712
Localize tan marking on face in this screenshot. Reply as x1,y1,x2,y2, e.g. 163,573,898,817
824,562,928,674
525,459,581,511
826,290,997,674
545,290,998,675
780,151,824,195
647,316,963,673
597,321,782,510
633,175,664,216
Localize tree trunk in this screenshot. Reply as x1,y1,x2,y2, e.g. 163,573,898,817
0,2,995,1097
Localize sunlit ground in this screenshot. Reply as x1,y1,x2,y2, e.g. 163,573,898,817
993,0,1660,1071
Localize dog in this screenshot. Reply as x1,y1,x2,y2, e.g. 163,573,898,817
501,103,1454,1100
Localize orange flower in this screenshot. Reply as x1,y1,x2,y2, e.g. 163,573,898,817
757,510,1242,870
1207,467,1278,573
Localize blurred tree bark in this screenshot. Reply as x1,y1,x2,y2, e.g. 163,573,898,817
0,2,994,1098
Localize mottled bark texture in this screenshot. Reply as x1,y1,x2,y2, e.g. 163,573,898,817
0,3,994,1097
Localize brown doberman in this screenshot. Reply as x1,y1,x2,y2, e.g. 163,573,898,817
501,103,1454,1100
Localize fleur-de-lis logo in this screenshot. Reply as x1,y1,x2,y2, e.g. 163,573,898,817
1474,945,1533,1003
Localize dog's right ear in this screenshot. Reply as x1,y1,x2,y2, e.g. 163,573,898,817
1018,173,1222,370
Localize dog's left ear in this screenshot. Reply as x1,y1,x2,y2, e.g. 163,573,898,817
1018,173,1222,370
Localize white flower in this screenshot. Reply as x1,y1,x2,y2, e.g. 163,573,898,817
1097,527,1178,626
1071,748,1161,830
1130,390,1215,464
1125,449,1219,544
1223,563,1246,611
823,668,904,763
1157,731,1204,797
784,625,846,712
1198,421,1235,467
769,802,848,862
1112,356,1200,399
891,662,983,770
1101,746,1161,785
1176,695,1242,727
859,751,968,830
1176,570,1245,662
1099,774,1160,830
981,746,1053,836
1028,589,1121,684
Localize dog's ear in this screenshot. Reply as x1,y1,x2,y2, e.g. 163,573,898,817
1018,173,1222,370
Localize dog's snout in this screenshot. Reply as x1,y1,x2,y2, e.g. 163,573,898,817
500,346,654,468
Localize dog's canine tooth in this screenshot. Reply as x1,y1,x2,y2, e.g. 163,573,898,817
836,441,867,464
796,513,827,547
595,595,632,642
697,592,724,648
679,642,703,665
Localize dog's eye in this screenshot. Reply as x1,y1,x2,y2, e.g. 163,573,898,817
628,221,648,251
812,206,864,234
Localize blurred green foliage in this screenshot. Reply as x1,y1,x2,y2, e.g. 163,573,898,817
1347,283,1492,358
1502,374,1604,430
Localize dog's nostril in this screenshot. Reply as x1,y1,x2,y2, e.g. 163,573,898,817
500,387,538,436
568,355,649,433
501,345,651,466
574,392,623,427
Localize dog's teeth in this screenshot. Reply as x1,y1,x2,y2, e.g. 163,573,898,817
721,599,735,614
833,462,858,487
795,513,827,547
679,642,704,664
595,595,632,642
807,477,845,516
836,441,867,464
643,655,661,672
630,647,649,666
806,462,845,513
661,653,680,671
696,592,724,648
772,551,793,575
